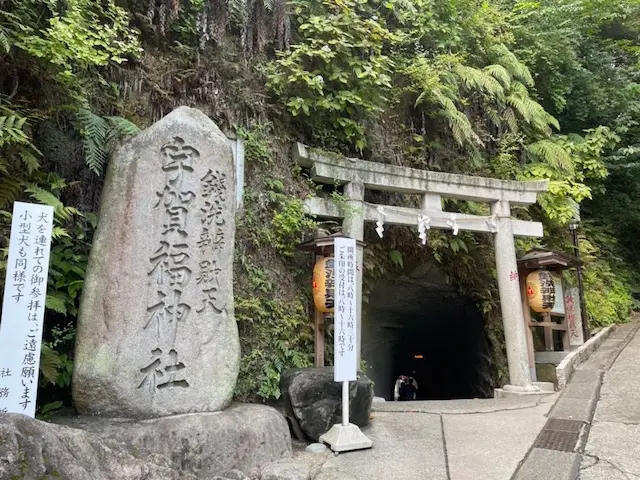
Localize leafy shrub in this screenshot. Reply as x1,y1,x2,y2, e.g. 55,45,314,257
267,0,395,151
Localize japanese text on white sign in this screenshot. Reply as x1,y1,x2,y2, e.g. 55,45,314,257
334,237,357,382
0,202,54,417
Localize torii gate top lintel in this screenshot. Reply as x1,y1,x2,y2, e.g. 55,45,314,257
294,142,549,394
293,142,548,206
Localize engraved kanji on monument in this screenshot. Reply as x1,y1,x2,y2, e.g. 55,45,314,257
72,107,240,418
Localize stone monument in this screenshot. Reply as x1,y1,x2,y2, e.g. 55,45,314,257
73,106,240,418
1,107,299,479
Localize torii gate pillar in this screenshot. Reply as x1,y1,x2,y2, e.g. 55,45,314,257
492,200,536,392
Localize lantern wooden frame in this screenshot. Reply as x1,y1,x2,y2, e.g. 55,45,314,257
517,249,579,379
297,233,366,367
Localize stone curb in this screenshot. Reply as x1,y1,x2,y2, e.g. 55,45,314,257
511,320,640,480
556,325,616,390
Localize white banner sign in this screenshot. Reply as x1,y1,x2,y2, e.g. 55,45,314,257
0,202,54,417
334,237,357,382
550,273,565,315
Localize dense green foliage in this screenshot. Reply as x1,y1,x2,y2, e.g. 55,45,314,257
233,125,316,401
0,0,638,410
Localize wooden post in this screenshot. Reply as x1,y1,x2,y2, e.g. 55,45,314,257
559,308,570,351
519,267,536,381
561,316,570,351
314,309,325,367
543,313,554,351
313,251,326,368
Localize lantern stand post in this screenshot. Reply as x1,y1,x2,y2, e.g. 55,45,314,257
313,309,325,367
518,264,537,381
569,220,589,341
312,250,326,368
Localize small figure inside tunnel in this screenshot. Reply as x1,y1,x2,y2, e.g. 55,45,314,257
394,374,419,401
400,377,418,401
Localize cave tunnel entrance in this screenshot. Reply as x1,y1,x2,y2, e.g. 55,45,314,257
362,262,494,401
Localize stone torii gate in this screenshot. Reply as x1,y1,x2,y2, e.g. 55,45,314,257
293,143,549,393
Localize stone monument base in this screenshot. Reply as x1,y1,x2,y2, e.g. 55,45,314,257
1,404,292,480
319,423,373,453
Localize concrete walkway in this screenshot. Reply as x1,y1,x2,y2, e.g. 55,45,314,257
579,322,640,479
294,319,640,480
513,319,640,480
296,395,558,480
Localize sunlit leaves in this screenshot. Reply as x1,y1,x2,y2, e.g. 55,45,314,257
267,0,396,151
521,127,618,224
9,0,141,81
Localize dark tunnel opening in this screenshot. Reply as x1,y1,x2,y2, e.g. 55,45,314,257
362,263,494,401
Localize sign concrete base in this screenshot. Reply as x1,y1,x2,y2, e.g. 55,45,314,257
319,423,373,453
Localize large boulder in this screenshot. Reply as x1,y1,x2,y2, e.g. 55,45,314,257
280,368,373,442
73,106,240,418
52,404,292,479
0,413,193,480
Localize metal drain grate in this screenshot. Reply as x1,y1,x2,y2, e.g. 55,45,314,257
532,419,584,452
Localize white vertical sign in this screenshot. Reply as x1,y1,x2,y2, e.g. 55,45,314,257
334,237,357,382
550,273,565,315
0,202,54,417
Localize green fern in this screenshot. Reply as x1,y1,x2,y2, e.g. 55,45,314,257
105,116,140,139
503,107,519,133
18,149,41,174
25,185,80,222
0,115,32,148
52,226,71,239
486,107,502,128
40,345,62,385
76,109,140,175
0,28,9,54
435,91,483,146
453,64,504,99
227,0,248,24
526,139,575,173
490,44,534,87
0,176,24,209
506,82,559,134
76,108,109,175
483,64,512,89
